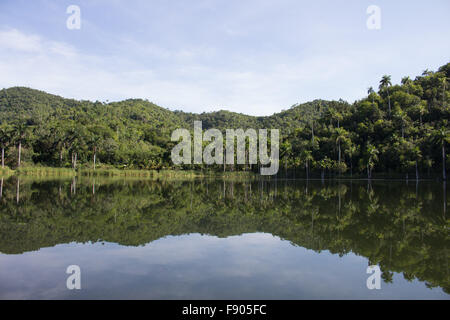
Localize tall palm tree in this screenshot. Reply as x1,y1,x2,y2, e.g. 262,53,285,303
334,127,349,169
432,127,449,180
379,75,392,115
401,76,412,94
280,140,292,177
346,144,357,177
301,150,313,180
366,143,379,179
12,121,28,168
417,102,427,126
0,124,12,168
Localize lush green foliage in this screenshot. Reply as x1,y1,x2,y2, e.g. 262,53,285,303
0,63,449,178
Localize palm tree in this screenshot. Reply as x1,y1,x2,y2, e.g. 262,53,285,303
0,124,12,168
366,143,379,179
302,150,313,180
346,144,357,177
432,127,450,180
367,87,375,104
417,102,427,126
12,121,28,168
334,127,349,170
401,76,412,94
412,144,421,181
280,140,292,178
379,75,392,115
395,108,408,138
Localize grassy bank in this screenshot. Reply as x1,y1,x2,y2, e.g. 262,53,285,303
0,166,259,180
1,166,443,181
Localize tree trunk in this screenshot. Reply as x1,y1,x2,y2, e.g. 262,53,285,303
350,158,353,177
415,160,419,181
17,141,21,167
443,144,447,181
285,158,287,178
306,160,309,180
387,91,391,115
93,146,96,170
16,178,20,204
1,147,4,169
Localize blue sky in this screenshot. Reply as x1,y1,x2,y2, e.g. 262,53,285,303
0,0,449,115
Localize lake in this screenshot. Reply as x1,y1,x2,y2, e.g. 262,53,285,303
0,177,448,299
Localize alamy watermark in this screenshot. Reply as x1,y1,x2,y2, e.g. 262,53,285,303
366,5,381,30
366,265,381,290
66,5,81,30
66,265,81,290
171,121,279,175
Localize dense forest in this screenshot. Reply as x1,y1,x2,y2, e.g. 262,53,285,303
0,62,449,178
0,178,447,292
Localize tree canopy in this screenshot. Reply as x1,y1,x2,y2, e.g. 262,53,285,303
0,62,449,178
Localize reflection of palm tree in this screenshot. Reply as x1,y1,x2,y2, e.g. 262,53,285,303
382,270,394,284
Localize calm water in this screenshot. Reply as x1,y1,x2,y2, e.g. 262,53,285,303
0,177,448,299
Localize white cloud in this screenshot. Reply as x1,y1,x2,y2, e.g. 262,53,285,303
0,26,448,116
0,28,42,52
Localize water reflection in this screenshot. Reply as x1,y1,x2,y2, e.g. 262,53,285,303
0,177,448,299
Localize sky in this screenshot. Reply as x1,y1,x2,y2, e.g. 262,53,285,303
0,0,449,116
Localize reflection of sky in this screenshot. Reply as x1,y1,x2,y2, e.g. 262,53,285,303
0,233,448,299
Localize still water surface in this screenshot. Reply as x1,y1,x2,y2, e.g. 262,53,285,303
0,177,448,299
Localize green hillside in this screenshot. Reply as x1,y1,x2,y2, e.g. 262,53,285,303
0,62,449,178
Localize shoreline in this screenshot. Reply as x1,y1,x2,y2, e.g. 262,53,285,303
0,166,446,181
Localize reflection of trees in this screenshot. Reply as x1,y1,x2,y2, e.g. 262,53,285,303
0,177,448,293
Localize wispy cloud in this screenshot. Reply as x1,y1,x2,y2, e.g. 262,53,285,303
0,0,449,115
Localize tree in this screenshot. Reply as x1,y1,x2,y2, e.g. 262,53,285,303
379,75,392,115
87,125,114,170
346,143,357,177
365,143,379,179
280,140,292,177
432,127,450,180
301,150,313,180
401,76,413,94
0,124,12,168
12,120,30,168
368,87,375,104
333,127,350,173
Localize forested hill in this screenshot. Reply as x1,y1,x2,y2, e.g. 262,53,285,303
0,62,449,178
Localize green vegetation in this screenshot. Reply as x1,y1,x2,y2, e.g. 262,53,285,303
0,63,449,179
0,178,448,292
